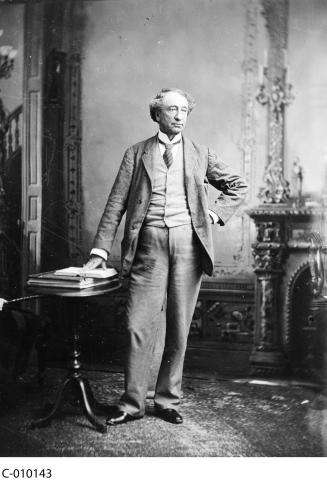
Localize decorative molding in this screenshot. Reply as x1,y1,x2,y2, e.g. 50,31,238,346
308,232,326,299
197,279,255,344
248,204,324,217
63,52,83,263
0,101,23,295
190,296,254,345
256,221,281,242
252,218,285,273
201,279,254,294
60,1,85,264
258,155,290,204
22,1,44,287
253,243,285,272
248,206,289,371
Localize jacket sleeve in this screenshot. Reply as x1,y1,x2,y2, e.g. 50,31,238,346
92,147,134,253
206,148,248,225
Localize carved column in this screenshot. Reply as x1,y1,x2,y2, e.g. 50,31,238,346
62,2,84,265
256,0,292,205
249,211,288,374
247,0,292,374
63,52,83,264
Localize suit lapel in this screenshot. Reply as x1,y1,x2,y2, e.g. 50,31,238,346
141,135,158,186
183,136,197,188
142,134,198,188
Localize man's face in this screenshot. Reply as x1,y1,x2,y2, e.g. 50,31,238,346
155,91,189,137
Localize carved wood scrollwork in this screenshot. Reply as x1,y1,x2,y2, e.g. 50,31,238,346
257,221,281,243
248,203,325,374
252,244,284,272
259,277,274,345
190,296,254,343
63,53,83,264
257,0,292,205
308,232,326,298
253,221,285,272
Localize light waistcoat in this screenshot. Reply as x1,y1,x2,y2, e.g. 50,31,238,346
144,133,192,227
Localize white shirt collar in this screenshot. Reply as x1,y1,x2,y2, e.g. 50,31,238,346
158,130,182,145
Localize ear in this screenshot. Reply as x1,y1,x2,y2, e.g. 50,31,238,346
155,109,161,122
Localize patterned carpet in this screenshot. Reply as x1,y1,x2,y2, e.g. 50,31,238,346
0,367,325,456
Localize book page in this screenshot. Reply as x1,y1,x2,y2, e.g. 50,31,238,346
54,266,118,278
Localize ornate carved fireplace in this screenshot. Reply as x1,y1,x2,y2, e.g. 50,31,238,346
248,204,325,376
247,0,327,377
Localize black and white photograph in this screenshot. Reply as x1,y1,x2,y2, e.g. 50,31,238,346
0,0,326,465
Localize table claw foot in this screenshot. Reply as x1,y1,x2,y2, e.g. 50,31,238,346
30,377,70,429
78,378,107,433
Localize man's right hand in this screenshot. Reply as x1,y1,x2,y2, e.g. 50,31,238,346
83,255,107,270
0,298,7,311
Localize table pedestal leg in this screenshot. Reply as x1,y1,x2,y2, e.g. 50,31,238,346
30,300,107,433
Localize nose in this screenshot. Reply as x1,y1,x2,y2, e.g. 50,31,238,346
174,108,183,121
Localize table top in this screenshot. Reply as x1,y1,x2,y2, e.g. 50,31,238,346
26,280,122,298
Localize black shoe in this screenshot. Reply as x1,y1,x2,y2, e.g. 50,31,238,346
154,407,183,424
106,410,142,426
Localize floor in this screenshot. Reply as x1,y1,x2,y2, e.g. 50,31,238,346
0,366,326,457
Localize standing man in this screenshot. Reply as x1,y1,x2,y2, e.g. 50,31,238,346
85,88,247,425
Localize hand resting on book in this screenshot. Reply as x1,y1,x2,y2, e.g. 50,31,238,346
54,266,118,279
83,254,107,271
0,298,7,311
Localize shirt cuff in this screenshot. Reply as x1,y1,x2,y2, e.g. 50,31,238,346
208,210,219,224
90,248,108,261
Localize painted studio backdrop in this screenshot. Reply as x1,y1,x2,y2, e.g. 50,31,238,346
0,0,326,377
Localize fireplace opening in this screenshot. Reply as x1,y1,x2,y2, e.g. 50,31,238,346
290,265,327,376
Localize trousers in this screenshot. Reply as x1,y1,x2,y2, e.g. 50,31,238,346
118,224,203,416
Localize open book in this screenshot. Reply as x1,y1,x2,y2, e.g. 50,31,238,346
54,266,118,279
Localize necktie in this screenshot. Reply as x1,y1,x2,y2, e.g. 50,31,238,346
159,139,181,169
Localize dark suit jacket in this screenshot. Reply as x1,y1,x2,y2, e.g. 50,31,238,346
93,135,248,277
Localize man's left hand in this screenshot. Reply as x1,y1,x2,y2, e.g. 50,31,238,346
208,210,219,224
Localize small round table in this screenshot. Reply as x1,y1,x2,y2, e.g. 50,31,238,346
28,281,121,433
